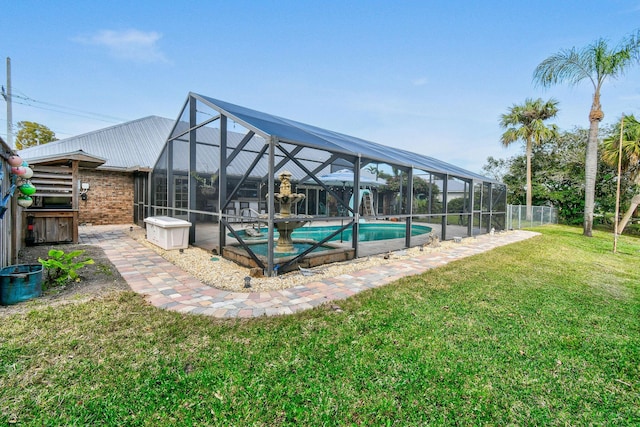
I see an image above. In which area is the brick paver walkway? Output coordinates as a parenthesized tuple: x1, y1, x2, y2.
(80, 225, 539, 318)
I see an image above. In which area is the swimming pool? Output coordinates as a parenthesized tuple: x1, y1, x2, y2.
(235, 222, 432, 242)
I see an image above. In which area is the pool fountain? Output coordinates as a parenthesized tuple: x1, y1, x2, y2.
(270, 171, 310, 253)
(222, 170, 355, 273)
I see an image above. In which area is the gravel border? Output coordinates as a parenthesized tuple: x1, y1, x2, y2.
(127, 228, 456, 293)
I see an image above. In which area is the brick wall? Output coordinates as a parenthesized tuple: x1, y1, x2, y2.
(78, 169, 134, 225)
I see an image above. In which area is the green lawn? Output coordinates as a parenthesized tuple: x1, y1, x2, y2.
(1, 225, 639, 426)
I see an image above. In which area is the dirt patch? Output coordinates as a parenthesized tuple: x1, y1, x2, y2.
(0, 244, 130, 316)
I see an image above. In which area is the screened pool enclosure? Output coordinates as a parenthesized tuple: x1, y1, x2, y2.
(146, 93, 506, 276)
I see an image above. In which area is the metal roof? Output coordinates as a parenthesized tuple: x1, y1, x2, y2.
(193, 93, 499, 183)
(19, 116, 174, 171)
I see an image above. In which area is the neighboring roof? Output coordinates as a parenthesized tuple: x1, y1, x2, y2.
(19, 116, 174, 171)
(301, 169, 386, 187)
(193, 93, 499, 183)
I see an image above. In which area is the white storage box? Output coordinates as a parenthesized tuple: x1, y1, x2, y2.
(144, 216, 192, 250)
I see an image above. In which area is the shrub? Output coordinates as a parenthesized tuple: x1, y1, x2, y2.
(38, 249, 94, 288)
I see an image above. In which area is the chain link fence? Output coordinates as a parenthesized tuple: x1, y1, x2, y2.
(506, 205, 558, 230)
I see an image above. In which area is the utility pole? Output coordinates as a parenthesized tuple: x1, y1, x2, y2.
(613, 114, 624, 254)
(2, 57, 13, 149)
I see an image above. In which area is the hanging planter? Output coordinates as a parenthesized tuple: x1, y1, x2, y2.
(200, 186, 216, 196)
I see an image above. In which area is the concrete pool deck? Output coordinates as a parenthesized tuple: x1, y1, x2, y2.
(80, 225, 539, 318)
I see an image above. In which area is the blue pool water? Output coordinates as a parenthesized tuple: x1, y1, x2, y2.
(234, 223, 432, 243)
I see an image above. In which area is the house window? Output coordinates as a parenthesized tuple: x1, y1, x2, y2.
(174, 177, 189, 209)
(154, 176, 167, 208)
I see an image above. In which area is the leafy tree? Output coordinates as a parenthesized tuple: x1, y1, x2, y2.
(602, 115, 640, 233)
(481, 156, 509, 182)
(491, 126, 630, 226)
(383, 174, 437, 194)
(447, 197, 466, 213)
(533, 30, 640, 236)
(381, 173, 442, 214)
(15, 121, 58, 149)
(539, 129, 589, 224)
(500, 98, 559, 219)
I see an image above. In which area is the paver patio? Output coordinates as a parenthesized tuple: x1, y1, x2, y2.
(80, 225, 539, 318)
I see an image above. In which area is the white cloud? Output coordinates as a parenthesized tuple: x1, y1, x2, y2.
(74, 29, 169, 63)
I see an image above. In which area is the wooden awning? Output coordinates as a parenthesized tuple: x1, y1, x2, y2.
(25, 150, 106, 169)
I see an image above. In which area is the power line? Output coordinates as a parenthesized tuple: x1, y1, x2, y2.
(1, 116, 82, 137)
(11, 87, 129, 121)
(11, 97, 125, 124)
(8, 89, 128, 123)
(1, 88, 131, 139)
(0, 117, 76, 138)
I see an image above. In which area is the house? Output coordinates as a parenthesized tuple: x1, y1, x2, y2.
(16, 93, 507, 266)
(19, 116, 174, 230)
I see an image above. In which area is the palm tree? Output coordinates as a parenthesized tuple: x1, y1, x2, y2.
(500, 98, 559, 219)
(602, 115, 640, 234)
(533, 30, 640, 236)
(365, 164, 380, 180)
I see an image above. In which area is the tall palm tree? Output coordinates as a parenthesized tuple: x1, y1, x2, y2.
(602, 115, 640, 234)
(533, 30, 640, 236)
(500, 98, 559, 219)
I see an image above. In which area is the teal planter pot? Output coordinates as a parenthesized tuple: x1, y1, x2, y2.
(0, 264, 44, 305)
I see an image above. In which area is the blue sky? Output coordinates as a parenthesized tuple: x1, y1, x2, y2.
(2, 1, 640, 174)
